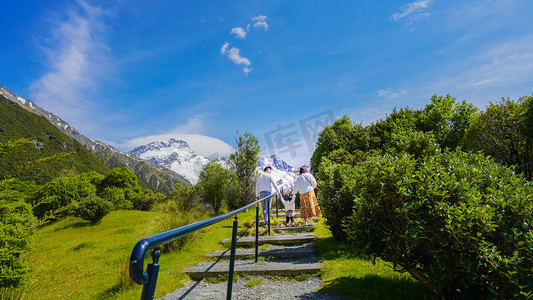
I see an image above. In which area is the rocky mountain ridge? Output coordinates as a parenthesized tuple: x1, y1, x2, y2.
(0, 84, 189, 193)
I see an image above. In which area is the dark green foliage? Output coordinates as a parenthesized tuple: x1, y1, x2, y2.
(132, 190, 165, 211)
(315, 159, 359, 241)
(0, 179, 37, 288)
(311, 117, 372, 172)
(465, 97, 533, 180)
(228, 131, 260, 207)
(168, 183, 200, 211)
(32, 174, 97, 219)
(418, 94, 478, 149)
(0, 97, 109, 183)
(198, 162, 230, 214)
(99, 167, 141, 209)
(73, 195, 114, 223)
(343, 150, 533, 298)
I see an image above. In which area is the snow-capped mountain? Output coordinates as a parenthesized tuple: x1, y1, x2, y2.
(129, 138, 298, 192)
(257, 155, 298, 194)
(129, 139, 209, 184)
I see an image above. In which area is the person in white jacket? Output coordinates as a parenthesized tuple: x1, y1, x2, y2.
(292, 166, 321, 226)
(255, 166, 282, 226)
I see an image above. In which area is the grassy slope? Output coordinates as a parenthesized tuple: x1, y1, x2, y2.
(0, 97, 110, 183)
(314, 219, 433, 299)
(22, 209, 256, 299)
(23, 210, 432, 299)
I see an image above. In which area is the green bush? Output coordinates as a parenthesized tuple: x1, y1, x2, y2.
(343, 150, 533, 298)
(315, 159, 360, 241)
(73, 195, 114, 223)
(0, 180, 37, 288)
(32, 174, 97, 219)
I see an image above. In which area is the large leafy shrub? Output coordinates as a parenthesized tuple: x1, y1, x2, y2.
(32, 174, 97, 219)
(0, 179, 37, 288)
(72, 195, 114, 223)
(344, 150, 533, 298)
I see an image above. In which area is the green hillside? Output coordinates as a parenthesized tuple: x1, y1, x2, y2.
(0, 96, 110, 183)
(21, 210, 240, 299)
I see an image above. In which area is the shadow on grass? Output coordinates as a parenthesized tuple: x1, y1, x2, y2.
(53, 220, 93, 231)
(314, 236, 435, 300)
(319, 275, 432, 300)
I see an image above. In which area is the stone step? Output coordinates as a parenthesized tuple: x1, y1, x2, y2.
(221, 233, 315, 247)
(206, 244, 316, 260)
(183, 258, 321, 280)
(255, 216, 316, 224)
(272, 225, 314, 232)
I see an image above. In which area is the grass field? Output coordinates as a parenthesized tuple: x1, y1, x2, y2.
(20, 209, 433, 299)
(21, 209, 257, 299)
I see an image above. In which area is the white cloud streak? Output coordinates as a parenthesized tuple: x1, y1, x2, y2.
(29, 0, 109, 124)
(227, 47, 251, 66)
(220, 42, 252, 75)
(376, 88, 408, 100)
(252, 15, 268, 30)
(220, 42, 229, 54)
(391, 0, 432, 24)
(231, 27, 247, 39)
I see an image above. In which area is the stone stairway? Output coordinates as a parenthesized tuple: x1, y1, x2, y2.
(183, 223, 321, 280)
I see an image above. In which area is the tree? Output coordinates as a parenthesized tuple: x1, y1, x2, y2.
(464, 97, 532, 180)
(0, 178, 37, 288)
(228, 132, 260, 208)
(168, 183, 199, 211)
(198, 162, 230, 214)
(0, 139, 37, 288)
(99, 167, 141, 209)
(418, 94, 478, 149)
(32, 174, 97, 219)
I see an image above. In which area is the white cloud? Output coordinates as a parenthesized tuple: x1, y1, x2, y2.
(252, 15, 268, 30)
(29, 0, 109, 124)
(243, 67, 253, 76)
(231, 27, 247, 39)
(220, 42, 229, 54)
(221, 43, 252, 75)
(391, 0, 432, 24)
(376, 88, 408, 100)
(227, 47, 251, 66)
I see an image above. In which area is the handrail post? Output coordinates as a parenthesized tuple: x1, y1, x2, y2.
(276, 192, 279, 219)
(267, 196, 271, 235)
(141, 248, 161, 300)
(227, 215, 239, 300)
(255, 204, 259, 263)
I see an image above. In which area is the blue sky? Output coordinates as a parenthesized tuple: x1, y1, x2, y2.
(1, 0, 533, 167)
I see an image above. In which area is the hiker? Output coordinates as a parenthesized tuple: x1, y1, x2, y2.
(281, 195, 296, 227)
(292, 166, 321, 226)
(255, 166, 283, 227)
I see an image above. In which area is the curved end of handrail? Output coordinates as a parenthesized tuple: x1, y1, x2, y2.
(129, 239, 150, 285)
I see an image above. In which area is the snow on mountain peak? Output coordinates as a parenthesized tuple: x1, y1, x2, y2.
(129, 138, 208, 184)
(129, 139, 298, 192)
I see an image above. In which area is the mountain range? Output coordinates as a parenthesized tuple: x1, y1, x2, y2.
(0, 84, 189, 193)
(129, 138, 298, 192)
(1, 83, 298, 193)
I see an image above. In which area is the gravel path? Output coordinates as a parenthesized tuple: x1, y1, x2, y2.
(159, 275, 339, 300)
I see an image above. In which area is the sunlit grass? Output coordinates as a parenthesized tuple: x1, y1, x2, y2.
(22, 209, 257, 299)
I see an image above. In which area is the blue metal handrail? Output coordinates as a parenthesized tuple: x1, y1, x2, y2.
(129, 192, 276, 299)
